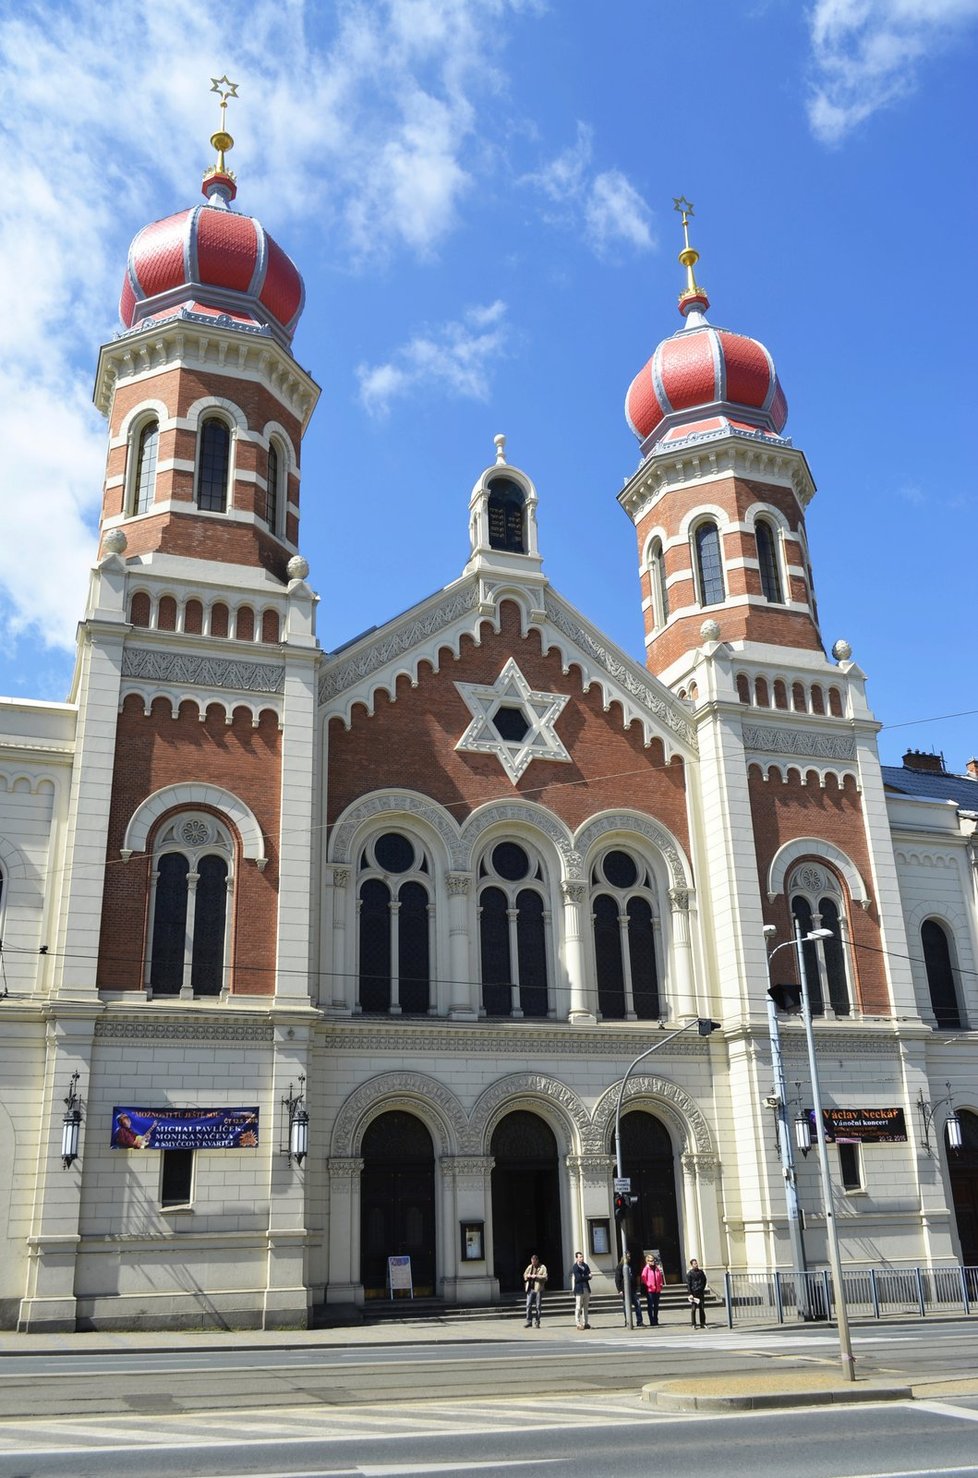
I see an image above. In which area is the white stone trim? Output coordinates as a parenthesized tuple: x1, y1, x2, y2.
(767, 837, 870, 906)
(121, 783, 265, 860)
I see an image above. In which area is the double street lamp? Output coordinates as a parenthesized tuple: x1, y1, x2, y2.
(767, 920, 855, 1382)
(614, 1016, 720, 1329)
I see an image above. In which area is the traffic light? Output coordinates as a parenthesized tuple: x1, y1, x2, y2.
(614, 1192, 639, 1222)
(768, 982, 802, 1013)
(697, 1018, 721, 1036)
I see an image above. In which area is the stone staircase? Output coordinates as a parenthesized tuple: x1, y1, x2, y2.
(343, 1285, 717, 1327)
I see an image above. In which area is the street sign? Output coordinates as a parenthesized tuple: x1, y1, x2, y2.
(613, 1177, 631, 1192)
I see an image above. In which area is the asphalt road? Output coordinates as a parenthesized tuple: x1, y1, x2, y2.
(1, 1393, 978, 1478)
(1, 1321, 977, 1477)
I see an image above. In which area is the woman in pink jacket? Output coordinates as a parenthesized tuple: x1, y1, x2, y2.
(640, 1254, 665, 1325)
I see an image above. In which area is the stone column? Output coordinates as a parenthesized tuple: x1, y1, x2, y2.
(668, 886, 696, 1019)
(438, 1155, 495, 1303)
(325, 1157, 364, 1306)
(446, 874, 476, 1019)
(326, 867, 351, 1013)
(681, 1151, 724, 1273)
(562, 881, 594, 1024)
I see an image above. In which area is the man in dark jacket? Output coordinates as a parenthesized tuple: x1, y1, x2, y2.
(686, 1257, 708, 1329)
(569, 1251, 592, 1329)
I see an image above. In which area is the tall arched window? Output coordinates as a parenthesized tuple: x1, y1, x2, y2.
(755, 518, 784, 603)
(921, 920, 963, 1029)
(196, 417, 231, 512)
(486, 477, 526, 553)
(478, 841, 549, 1018)
(789, 863, 852, 1016)
(132, 419, 159, 515)
(148, 814, 232, 997)
(265, 440, 281, 532)
(357, 831, 431, 1014)
(647, 539, 670, 629)
(591, 848, 661, 1021)
(693, 520, 724, 606)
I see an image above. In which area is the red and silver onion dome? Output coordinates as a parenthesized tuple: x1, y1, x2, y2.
(119, 88, 304, 347)
(625, 201, 787, 452)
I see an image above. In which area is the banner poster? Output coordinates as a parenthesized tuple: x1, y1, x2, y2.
(111, 1107, 259, 1150)
(808, 1107, 907, 1144)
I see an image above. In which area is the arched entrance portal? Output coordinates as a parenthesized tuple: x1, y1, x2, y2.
(360, 1111, 436, 1298)
(611, 1110, 682, 1282)
(949, 1109, 978, 1267)
(491, 1111, 562, 1293)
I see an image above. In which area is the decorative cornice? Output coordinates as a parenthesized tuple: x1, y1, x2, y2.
(94, 1015, 273, 1043)
(319, 585, 481, 707)
(619, 435, 816, 525)
(743, 722, 856, 762)
(316, 1021, 717, 1058)
(542, 592, 696, 751)
(123, 646, 285, 695)
(95, 317, 319, 426)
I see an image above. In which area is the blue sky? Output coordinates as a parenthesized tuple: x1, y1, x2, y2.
(0, 0, 975, 769)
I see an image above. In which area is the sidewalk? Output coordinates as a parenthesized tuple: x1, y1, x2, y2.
(2, 1311, 977, 1413)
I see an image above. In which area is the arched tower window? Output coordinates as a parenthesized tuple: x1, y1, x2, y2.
(357, 831, 431, 1015)
(789, 863, 852, 1016)
(265, 440, 282, 533)
(921, 920, 963, 1030)
(196, 417, 231, 513)
(591, 848, 661, 1021)
(487, 477, 526, 553)
(478, 841, 549, 1018)
(755, 518, 784, 603)
(647, 539, 670, 629)
(132, 419, 159, 515)
(147, 813, 233, 997)
(693, 520, 724, 606)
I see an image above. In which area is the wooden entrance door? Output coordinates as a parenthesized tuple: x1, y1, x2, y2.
(360, 1111, 436, 1297)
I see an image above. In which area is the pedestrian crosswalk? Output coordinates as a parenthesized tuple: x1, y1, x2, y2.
(0, 1393, 657, 1456)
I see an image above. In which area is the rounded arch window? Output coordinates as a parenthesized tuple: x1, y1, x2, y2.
(196, 416, 231, 513)
(921, 919, 963, 1030)
(148, 812, 233, 998)
(693, 520, 724, 607)
(131, 418, 159, 515)
(487, 476, 526, 554)
(590, 847, 661, 1021)
(789, 863, 851, 1016)
(646, 538, 670, 630)
(478, 839, 549, 1019)
(265, 438, 285, 533)
(755, 517, 784, 603)
(357, 830, 431, 1015)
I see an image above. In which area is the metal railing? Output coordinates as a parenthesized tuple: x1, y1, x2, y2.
(723, 1265, 978, 1326)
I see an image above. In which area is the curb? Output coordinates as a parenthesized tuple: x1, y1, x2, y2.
(644, 1380, 913, 1412)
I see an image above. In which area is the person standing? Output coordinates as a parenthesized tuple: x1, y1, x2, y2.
(640, 1253, 665, 1326)
(614, 1251, 644, 1326)
(686, 1257, 708, 1329)
(569, 1251, 592, 1329)
(522, 1253, 548, 1328)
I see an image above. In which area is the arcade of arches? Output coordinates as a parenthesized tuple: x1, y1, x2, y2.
(356, 1104, 684, 1298)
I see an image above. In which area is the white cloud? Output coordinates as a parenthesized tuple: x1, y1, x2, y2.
(357, 300, 509, 415)
(0, 0, 537, 651)
(807, 0, 978, 143)
(523, 123, 654, 258)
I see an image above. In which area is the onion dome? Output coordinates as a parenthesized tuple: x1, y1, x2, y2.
(625, 198, 787, 452)
(119, 78, 304, 348)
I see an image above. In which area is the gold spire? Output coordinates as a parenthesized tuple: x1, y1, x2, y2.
(672, 195, 709, 315)
(208, 75, 238, 176)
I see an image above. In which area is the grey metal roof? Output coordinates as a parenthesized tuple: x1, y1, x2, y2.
(882, 764, 978, 810)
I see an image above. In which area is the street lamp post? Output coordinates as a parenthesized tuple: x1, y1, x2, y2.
(763, 973, 807, 1279)
(614, 1017, 720, 1329)
(769, 920, 855, 1382)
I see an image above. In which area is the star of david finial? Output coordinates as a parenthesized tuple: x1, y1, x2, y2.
(672, 195, 708, 316)
(210, 75, 239, 105)
(204, 76, 239, 199)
